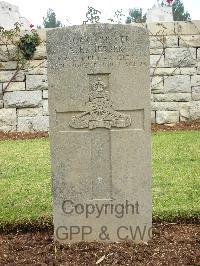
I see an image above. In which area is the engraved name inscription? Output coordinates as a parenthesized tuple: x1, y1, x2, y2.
(50, 34, 147, 69)
(69, 78, 131, 130)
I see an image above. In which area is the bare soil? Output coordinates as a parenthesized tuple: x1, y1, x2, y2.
(0, 223, 199, 265)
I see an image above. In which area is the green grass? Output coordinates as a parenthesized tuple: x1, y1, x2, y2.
(0, 131, 199, 228)
(153, 131, 200, 220)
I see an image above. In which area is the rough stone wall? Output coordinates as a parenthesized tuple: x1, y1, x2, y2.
(0, 22, 200, 132)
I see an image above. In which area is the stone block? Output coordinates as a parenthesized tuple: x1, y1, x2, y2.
(180, 105, 190, 121)
(151, 76, 163, 93)
(17, 107, 43, 117)
(43, 100, 49, 115)
(164, 75, 191, 93)
(192, 87, 200, 101)
(33, 45, 47, 60)
(165, 48, 196, 67)
(197, 62, 200, 74)
(36, 29, 48, 42)
(17, 115, 49, 132)
(149, 36, 164, 49)
(0, 100, 3, 108)
(179, 67, 196, 75)
(191, 75, 200, 87)
(153, 93, 191, 102)
(0, 45, 17, 62)
(0, 108, 16, 131)
(150, 48, 164, 55)
(150, 67, 180, 76)
(43, 90, 48, 99)
(175, 21, 200, 35)
(26, 67, 47, 75)
(147, 22, 175, 35)
(26, 75, 47, 90)
(197, 49, 200, 60)
(164, 36, 178, 47)
(0, 70, 25, 82)
(4, 91, 42, 108)
(190, 101, 200, 120)
(0, 61, 17, 70)
(156, 111, 179, 124)
(28, 60, 47, 68)
(150, 54, 165, 67)
(3, 82, 25, 92)
(179, 35, 200, 47)
(0, 83, 2, 99)
(152, 101, 189, 111)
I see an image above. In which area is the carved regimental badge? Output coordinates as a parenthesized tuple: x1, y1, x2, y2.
(69, 78, 131, 129)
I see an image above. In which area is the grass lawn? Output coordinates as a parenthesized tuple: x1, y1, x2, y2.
(0, 131, 199, 228)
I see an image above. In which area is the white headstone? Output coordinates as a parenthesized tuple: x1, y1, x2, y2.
(0, 1, 31, 30)
(47, 24, 152, 243)
(146, 4, 173, 23)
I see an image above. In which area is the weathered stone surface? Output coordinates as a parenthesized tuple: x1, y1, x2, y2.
(4, 91, 42, 108)
(47, 24, 151, 243)
(179, 67, 196, 75)
(175, 21, 200, 35)
(179, 35, 200, 47)
(180, 105, 190, 121)
(149, 36, 164, 49)
(152, 101, 189, 111)
(33, 45, 47, 59)
(165, 48, 196, 67)
(0, 100, 3, 108)
(150, 67, 180, 76)
(153, 93, 191, 102)
(0, 83, 2, 99)
(0, 108, 16, 131)
(17, 115, 49, 132)
(3, 82, 25, 92)
(150, 54, 164, 67)
(0, 70, 25, 82)
(164, 75, 191, 93)
(192, 87, 200, 101)
(190, 101, 200, 120)
(147, 22, 175, 35)
(26, 67, 47, 75)
(17, 107, 43, 117)
(156, 111, 179, 124)
(197, 49, 200, 60)
(28, 60, 47, 68)
(151, 76, 163, 93)
(191, 75, 200, 87)
(43, 90, 48, 99)
(43, 100, 48, 115)
(150, 48, 163, 55)
(36, 29, 47, 42)
(164, 36, 178, 47)
(0, 61, 17, 70)
(26, 75, 47, 90)
(197, 62, 200, 74)
(0, 45, 17, 61)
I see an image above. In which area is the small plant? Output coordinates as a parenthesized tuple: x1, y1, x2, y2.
(18, 31, 40, 60)
(0, 23, 41, 90)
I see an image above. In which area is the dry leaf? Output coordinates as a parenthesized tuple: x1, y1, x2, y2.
(96, 255, 106, 264)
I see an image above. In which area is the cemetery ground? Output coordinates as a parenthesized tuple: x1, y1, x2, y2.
(0, 127, 199, 265)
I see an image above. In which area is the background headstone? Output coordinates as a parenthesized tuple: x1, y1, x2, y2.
(47, 24, 152, 243)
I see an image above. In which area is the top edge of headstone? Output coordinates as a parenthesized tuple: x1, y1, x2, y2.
(46, 23, 148, 40)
